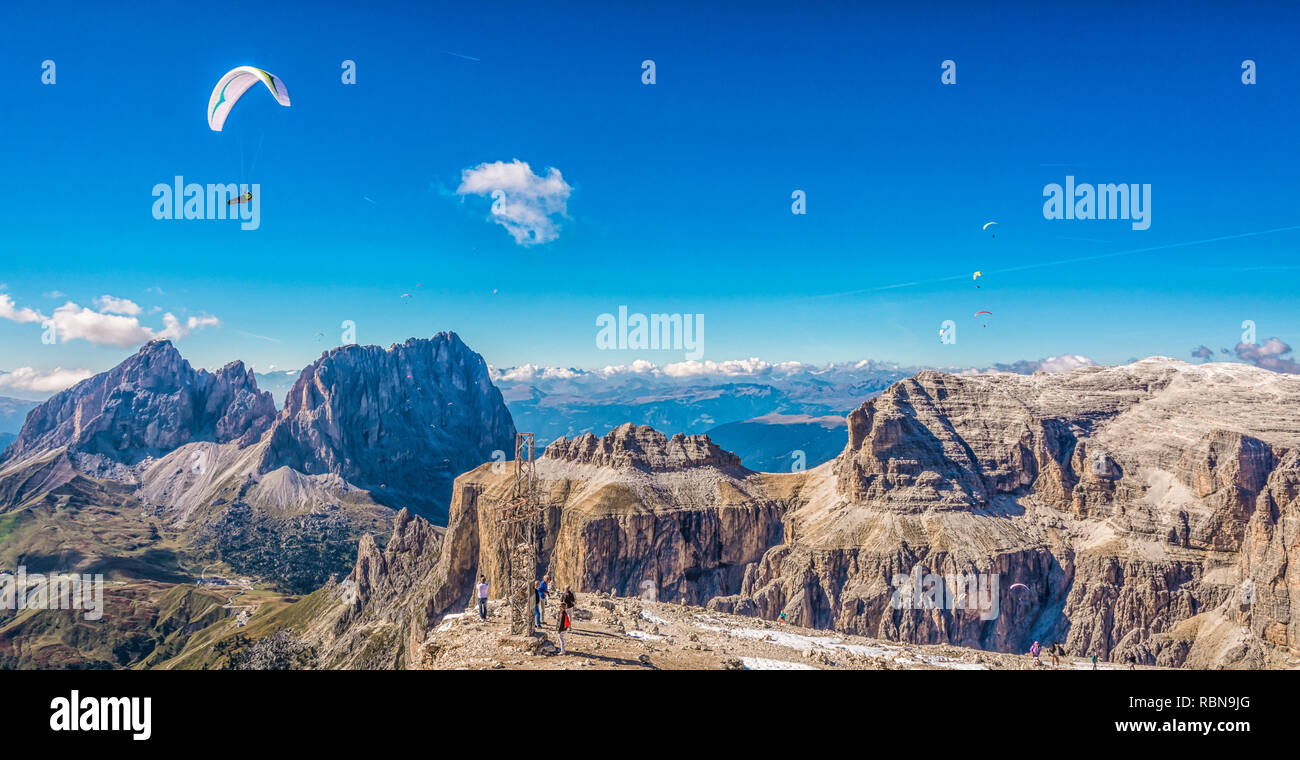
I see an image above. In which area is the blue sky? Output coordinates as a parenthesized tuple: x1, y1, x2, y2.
(2, 0, 1298, 392)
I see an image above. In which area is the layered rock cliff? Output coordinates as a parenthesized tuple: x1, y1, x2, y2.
(383, 359, 1300, 669)
(712, 359, 1300, 667)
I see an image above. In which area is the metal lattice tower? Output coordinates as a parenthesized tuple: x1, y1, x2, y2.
(494, 433, 542, 635)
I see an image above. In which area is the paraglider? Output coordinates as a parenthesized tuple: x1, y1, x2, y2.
(973, 271, 982, 288)
(983, 221, 998, 238)
(207, 66, 291, 132)
(974, 310, 992, 328)
(1009, 583, 1029, 593)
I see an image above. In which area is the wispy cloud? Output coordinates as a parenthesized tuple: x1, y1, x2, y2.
(810, 224, 1300, 300)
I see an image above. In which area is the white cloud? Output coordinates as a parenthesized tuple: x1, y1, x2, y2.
(50, 302, 154, 347)
(0, 366, 94, 394)
(1038, 354, 1094, 373)
(662, 358, 779, 377)
(0, 293, 221, 348)
(157, 313, 220, 342)
(94, 295, 142, 316)
(0, 294, 46, 324)
(456, 159, 571, 245)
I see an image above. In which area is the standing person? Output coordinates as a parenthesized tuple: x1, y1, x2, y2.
(1090, 654, 1099, 670)
(561, 586, 575, 610)
(555, 593, 571, 655)
(476, 575, 490, 620)
(531, 580, 542, 628)
(1048, 642, 1060, 667)
(1029, 640, 1041, 663)
(538, 575, 550, 627)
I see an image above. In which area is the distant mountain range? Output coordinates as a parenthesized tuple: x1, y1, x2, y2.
(705, 413, 846, 473)
(0, 397, 38, 435)
(487, 355, 1096, 470)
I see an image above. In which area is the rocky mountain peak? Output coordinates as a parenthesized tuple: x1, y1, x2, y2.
(1, 340, 276, 465)
(542, 423, 743, 471)
(257, 332, 516, 521)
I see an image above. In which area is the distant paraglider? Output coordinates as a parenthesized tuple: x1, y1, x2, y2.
(207, 66, 291, 131)
(983, 221, 998, 238)
(973, 270, 982, 288)
(974, 310, 992, 327)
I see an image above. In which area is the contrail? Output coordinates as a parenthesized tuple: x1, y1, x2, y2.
(442, 51, 481, 62)
(232, 329, 281, 343)
(809, 224, 1300, 300)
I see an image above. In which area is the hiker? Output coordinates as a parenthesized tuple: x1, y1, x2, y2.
(476, 575, 490, 620)
(1125, 652, 1136, 670)
(555, 592, 572, 655)
(531, 580, 542, 628)
(1048, 642, 1060, 667)
(1090, 654, 1099, 670)
(538, 574, 550, 625)
(1029, 640, 1041, 662)
(561, 586, 575, 610)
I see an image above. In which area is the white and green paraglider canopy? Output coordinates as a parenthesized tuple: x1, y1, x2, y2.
(207, 66, 290, 131)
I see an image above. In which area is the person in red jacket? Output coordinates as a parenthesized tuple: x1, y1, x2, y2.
(555, 597, 571, 655)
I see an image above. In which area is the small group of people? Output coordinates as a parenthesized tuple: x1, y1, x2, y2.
(475, 573, 576, 654)
(532, 575, 576, 653)
(1028, 640, 1068, 667)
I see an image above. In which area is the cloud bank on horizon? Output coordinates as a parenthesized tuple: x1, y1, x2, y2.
(489, 354, 1098, 385)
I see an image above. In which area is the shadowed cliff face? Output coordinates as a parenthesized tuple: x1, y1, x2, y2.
(1, 340, 275, 466)
(256, 332, 516, 522)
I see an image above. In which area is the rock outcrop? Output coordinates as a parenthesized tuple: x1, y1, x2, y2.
(305, 508, 445, 669)
(406, 426, 789, 637)
(1, 340, 275, 465)
(257, 333, 516, 521)
(543, 423, 743, 470)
